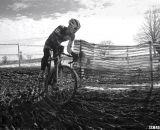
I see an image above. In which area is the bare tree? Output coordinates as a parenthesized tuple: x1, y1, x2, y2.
(27, 55, 32, 63)
(2, 56, 8, 64)
(135, 8, 160, 44)
(27, 55, 32, 60)
(99, 40, 114, 55)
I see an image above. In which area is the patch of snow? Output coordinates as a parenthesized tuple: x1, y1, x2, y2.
(85, 86, 104, 91)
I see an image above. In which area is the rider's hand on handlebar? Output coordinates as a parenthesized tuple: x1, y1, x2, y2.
(58, 45, 64, 54)
(71, 52, 79, 62)
(71, 51, 84, 62)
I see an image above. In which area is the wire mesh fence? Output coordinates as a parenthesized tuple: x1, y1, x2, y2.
(0, 44, 43, 67)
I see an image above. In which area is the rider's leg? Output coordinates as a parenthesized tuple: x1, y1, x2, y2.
(39, 48, 50, 79)
(48, 49, 59, 91)
(52, 45, 64, 83)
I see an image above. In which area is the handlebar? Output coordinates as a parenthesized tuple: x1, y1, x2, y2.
(50, 52, 74, 64)
(61, 53, 75, 64)
(49, 50, 79, 65)
(61, 52, 72, 57)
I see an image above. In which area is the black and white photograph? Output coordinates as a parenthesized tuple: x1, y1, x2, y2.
(0, 0, 160, 129)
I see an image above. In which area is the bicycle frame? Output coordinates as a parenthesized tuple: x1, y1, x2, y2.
(48, 50, 73, 83)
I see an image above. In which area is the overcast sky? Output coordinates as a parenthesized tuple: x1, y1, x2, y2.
(0, 0, 160, 46)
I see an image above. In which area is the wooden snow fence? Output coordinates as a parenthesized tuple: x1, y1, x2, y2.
(73, 40, 160, 86)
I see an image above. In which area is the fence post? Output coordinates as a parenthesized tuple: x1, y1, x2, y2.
(145, 41, 154, 108)
(149, 41, 153, 91)
(126, 47, 129, 68)
(18, 43, 21, 67)
(79, 40, 82, 87)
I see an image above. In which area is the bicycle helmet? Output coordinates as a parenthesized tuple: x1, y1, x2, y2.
(69, 18, 81, 30)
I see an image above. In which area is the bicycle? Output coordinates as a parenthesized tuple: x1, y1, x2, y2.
(39, 48, 79, 105)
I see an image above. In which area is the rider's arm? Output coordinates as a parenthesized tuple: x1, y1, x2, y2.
(67, 38, 79, 62)
(67, 38, 73, 54)
(67, 34, 75, 54)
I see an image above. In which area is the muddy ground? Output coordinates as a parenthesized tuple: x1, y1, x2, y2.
(0, 67, 160, 130)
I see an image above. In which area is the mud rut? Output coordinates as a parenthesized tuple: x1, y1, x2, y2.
(0, 68, 160, 130)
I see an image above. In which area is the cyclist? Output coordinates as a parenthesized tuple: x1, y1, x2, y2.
(39, 18, 81, 79)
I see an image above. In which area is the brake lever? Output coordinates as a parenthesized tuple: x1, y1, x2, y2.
(68, 60, 74, 64)
(68, 55, 80, 64)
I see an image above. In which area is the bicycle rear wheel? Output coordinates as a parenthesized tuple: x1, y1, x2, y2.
(46, 65, 78, 105)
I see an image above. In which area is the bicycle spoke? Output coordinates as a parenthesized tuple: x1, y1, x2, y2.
(46, 65, 78, 105)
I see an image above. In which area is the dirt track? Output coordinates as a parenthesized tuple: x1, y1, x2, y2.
(0, 68, 160, 130)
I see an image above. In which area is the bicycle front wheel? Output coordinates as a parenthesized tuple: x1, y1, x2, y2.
(46, 65, 78, 105)
(31, 62, 51, 101)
